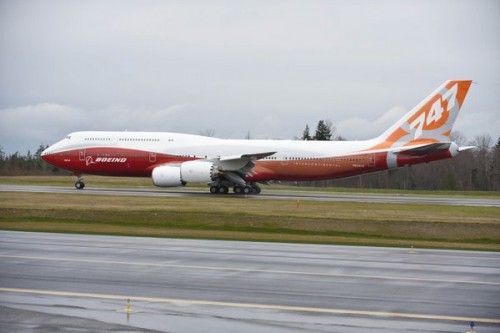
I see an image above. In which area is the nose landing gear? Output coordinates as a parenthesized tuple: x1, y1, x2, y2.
(74, 174, 85, 189)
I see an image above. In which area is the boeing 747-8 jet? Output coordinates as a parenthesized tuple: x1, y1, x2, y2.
(42, 80, 473, 194)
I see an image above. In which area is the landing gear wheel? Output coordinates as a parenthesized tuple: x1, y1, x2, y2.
(75, 180, 85, 190)
(219, 186, 229, 194)
(243, 186, 253, 195)
(252, 185, 261, 194)
(210, 186, 220, 194)
(233, 185, 243, 194)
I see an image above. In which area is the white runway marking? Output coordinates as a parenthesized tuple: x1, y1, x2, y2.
(2, 287, 500, 324)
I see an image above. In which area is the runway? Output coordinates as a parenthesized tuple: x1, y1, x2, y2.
(1, 184, 499, 207)
(1, 231, 499, 332)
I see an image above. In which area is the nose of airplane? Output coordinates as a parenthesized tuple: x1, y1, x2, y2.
(40, 147, 52, 163)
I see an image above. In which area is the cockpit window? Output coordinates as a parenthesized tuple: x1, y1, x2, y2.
(66, 135, 71, 139)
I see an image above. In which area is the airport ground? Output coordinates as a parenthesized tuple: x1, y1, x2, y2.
(1, 176, 500, 251)
(2, 175, 500, 197)
(1, 231, 499, 333)
(1, 177, 499, 332)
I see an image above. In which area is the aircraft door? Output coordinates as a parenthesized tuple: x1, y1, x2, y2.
(149, 152, 157, 163)
(79, 149, 86, 161)
(369, 154, 375, 167)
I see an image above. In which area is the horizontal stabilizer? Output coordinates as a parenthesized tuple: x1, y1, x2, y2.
(458, 146, 476, 152)
(395, 142, 451, 156)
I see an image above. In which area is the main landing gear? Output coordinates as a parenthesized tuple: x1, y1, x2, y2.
(210, 185, 229, 194)
(209, 184, 261, 195)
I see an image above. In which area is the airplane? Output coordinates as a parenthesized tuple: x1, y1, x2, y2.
(41, 80, 473, 194)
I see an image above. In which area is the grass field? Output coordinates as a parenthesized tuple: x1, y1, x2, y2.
(1, 176, 499, 251)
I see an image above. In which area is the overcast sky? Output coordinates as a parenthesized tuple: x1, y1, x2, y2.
(1, 0, 499, 155)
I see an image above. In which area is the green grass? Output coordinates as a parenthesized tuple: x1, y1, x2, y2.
(1, 191, 499, 251)
(0, 175, 154, 188)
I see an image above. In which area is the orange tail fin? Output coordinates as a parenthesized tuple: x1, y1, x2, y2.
(373, 80, 472, 150)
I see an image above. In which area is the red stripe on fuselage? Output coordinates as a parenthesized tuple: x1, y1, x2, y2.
(249, 149, 453, 182)
(42, 147, 454, 182)
(42, 147, 196, 177)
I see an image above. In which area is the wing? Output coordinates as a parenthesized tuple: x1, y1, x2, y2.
(212, 152, 276, 185)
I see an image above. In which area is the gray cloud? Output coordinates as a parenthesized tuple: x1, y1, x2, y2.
(1, 0, 499, 154)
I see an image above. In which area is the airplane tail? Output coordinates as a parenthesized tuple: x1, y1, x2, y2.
(371, 80, 472, 150)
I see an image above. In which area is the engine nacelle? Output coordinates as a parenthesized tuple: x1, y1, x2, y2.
(152, 165, 184, 187)
(152, 161, 218, 187)
(180, 160, 218, 183)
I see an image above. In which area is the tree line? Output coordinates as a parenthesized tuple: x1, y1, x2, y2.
(300, 120, 345, 141)
(298, 120, 500, 191)
(0, 144, 64, 175)
(1, 126, 499, 191)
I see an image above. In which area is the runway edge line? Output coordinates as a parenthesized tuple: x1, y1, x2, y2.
(1, 287, 499, 324)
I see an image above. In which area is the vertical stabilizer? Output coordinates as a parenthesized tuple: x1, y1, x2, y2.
(372, 80, 472, 150)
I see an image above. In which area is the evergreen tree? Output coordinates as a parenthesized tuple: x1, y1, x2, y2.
(34, 144, 46, 159)
(492, 137, 500, 190)
(0, 146, 4, 170)
(301, 125, 312, 140)
(313, 120, 332, 141)
(34, 144, 48, 171)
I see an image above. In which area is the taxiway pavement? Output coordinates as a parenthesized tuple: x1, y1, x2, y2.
(1, 231, 499, 332)
(1, 184, 499, 207)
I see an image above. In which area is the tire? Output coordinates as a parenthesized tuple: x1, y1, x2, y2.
(243, 186, 253, 195)
(233, 186, 243, 194)
(210, 186, 219, 194)
(75, 181, 85, 190)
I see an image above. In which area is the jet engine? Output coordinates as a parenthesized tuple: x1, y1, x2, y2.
(152, 165, 184, 187)
(152, 161, 219, 187)
(180, 160, 219, 183)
